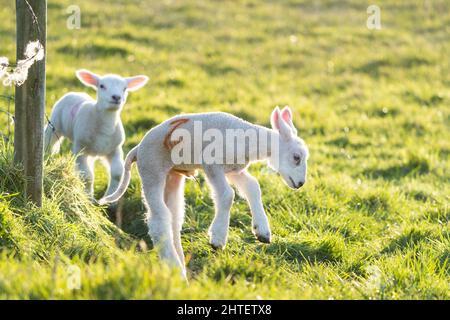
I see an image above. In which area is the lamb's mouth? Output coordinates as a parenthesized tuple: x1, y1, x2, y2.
(288, 176, 296, 188)
(107, 102, 122, 110)
(288, 176, 303, 189)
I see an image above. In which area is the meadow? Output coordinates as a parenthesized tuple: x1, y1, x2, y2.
(0, 0, 449, 299)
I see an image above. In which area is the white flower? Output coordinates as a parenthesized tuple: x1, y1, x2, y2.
(24, 40, 44, 61)
(0, 57, 8, 67)
(0, 40, 44, 87)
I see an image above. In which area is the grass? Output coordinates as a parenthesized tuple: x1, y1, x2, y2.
(0, 0, 449, 299)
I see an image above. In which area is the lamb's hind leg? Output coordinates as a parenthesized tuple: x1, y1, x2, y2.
(164, 171, 186, 275)
(141, 171, 185, 277)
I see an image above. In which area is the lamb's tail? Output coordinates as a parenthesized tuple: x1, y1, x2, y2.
(98, 145, 139, 205)
(44, 119, 63, 155)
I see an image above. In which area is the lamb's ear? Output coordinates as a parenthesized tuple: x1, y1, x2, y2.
(126, 75, 149, 92)
(270, 106, 281, 130)
(271, 106, 293, 140)
(281, 106, 297, 135)
(76, 69, 99, 89)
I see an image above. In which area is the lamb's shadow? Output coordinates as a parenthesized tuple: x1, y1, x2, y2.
(105, 196, 153, 248)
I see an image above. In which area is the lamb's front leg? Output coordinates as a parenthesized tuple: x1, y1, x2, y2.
(104, 148, 124, 199)
(73, 144, 94, 198)
(204, 166, 235, 249)
(227, 170, 271, 243)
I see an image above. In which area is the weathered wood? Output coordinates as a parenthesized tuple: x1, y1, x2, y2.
(14, 0, 47, 206)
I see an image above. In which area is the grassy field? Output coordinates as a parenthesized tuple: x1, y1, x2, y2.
(0, 0, 449, 299)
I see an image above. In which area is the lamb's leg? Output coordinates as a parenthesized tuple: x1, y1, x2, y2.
(204, 166, 235, 249)
(104, 148, 124, 199)
(227, 170, 271, 243)
(164, 172, 186, 275)
(142, 174, 185, 277)
(73, 144, 94, 198)
(44, 124, 64, 155)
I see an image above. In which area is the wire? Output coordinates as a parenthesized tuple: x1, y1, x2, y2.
(0, 1, 58, 154)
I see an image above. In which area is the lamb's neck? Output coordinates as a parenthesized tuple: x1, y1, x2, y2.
(94, 104, 121, 132)
(248, 124, 279, 163)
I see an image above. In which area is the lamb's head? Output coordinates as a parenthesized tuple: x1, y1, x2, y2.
(269, 106, 309, 190)
(76, 69, 148, 111)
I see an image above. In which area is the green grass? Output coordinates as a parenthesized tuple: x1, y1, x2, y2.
(0, 0, 449, 299)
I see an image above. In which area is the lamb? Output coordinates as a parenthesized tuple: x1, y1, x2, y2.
(44, 69, 148, 199)
(99, 106, 309, 278)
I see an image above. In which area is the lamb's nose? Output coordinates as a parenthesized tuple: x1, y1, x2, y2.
(112, 95, 121, 102)
(297, 181, 304, 189)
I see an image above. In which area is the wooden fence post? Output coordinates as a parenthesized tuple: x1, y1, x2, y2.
(14, 0, 47, 207)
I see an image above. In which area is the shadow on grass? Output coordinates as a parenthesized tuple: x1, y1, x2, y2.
(57, 43, 130, 58)
(124, 117, 158, 135)
(381, 228, 433, 254)
(326, 136, 367, 149)
(111, 32, 170, 50)
(264, 239, 343, 265)
(403, 91, 445, 108)
(363, 156, 430, 180)
(103, 191, 153, 248)
(355, 56, 430, 78)
(200, 62, 241, 76)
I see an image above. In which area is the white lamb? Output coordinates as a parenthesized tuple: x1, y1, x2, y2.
(44, 69, 148, 199)
(100, 106, 309, 278)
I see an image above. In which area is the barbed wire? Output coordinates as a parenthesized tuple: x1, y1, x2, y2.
(0, 94, 14, 147)
(23, 0, 42, 39)
(1, 0, 58, 154)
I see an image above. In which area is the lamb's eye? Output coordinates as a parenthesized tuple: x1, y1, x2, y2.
(100, 84, 106, 90)
(293, 154, 301, 164)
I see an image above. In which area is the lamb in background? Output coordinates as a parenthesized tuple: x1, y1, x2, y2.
(100, 106, 309, 278)
(44, 69, 148, 200)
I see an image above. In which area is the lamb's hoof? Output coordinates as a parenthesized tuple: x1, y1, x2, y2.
(253, 224, 271, 244)
(210, 240, 226, 250)
(256, 234, 271, 244)
(208, 228, 227, 250)
(209, 235, 227, 250)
